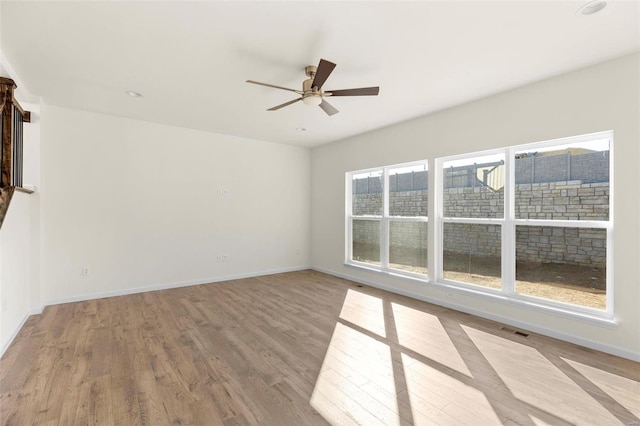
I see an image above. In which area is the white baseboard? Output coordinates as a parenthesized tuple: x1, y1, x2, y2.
(1, 266, 309, 358)
(45, 265, 310, 307)
(311, 266, 640, 362)
(0, 307, 43, 358)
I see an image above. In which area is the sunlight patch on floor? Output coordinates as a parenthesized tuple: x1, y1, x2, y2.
(392, 302, 472, 377)
(528, 414, 557, 425)
(310, 322, 400, 426)
(339, 289, 386, 338)
(563, 357, 640, 418)
(402, 352, 502, 425)
(462, 325, 623, 425)
(313, 289, 637, 425)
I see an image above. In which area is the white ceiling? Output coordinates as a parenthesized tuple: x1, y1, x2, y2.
(1, 1, 639, 148)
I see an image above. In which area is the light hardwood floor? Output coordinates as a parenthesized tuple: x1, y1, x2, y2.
(1, 270, 638, 425)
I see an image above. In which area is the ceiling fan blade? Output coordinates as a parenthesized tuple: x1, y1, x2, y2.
(325, 87, 380, 97)
(247, 80, 303, 94)
(311, 59, 336, 90)
(319, 99, 339, 116)
(267, 97, 302, 111)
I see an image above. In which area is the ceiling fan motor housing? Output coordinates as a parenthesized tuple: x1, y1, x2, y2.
(302, 74, 322, 106)
(302, 78, 317, 94)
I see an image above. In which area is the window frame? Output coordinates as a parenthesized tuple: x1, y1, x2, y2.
(436, 131, 613, 319)
(437, 148, 507, 294)
(346, 160, 429, 281)
(344, 131, 613, 322)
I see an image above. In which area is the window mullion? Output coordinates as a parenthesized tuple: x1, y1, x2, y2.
(512, 219, 609, 229)
(346, 173, 353, 264)
(433, 158, 442, 282)
(504, 148, 515, 295)
(381, 167, 390, 270)
(606, 135, 614, 316)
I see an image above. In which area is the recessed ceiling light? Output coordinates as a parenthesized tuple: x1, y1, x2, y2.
(126, 90, 143, 98)
(576, 0, 607, 16)
(296, 127, 307, 132)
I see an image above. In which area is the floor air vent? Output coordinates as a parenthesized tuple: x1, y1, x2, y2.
(501, 326, 529, 338)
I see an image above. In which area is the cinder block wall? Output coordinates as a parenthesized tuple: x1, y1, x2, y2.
(351, 152, 609, 267)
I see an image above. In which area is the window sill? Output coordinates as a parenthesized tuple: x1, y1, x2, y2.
(15, 186, 35, 195)
(344, 261, 429, 285)
(344, 262, 617, 328)
(435, 280, 617, 327)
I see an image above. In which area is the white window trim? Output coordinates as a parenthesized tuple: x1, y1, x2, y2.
(346, 160, 429, 280)
(344, 131, 613, 323)
(435, 130, 614, 320)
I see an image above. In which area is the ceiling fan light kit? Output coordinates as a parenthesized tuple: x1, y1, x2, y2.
(302, 95, 322, 106)
(246, 59, 380, 116)
(576, 0, 607, 16)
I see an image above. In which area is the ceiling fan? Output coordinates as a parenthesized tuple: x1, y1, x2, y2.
(246, 59, 379, 116)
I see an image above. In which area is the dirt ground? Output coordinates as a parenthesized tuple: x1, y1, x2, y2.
(355, 244, 606, 310)
(442, 254, 605, 310)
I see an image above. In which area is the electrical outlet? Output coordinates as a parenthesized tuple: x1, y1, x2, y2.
(81, 267, 90, 277)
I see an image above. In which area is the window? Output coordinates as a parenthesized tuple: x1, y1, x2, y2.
(441, 153, 505, 289)
(345, 131, 612, 319)
(512, 136, 610, 311)
(437, 131, 612, 315)
(347, 161, 428, 279)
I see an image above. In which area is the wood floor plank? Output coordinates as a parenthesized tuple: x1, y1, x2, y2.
(1, 270, 639, 425)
